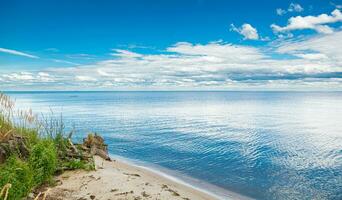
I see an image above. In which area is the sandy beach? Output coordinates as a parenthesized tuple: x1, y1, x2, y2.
(45, 156, 221, 200)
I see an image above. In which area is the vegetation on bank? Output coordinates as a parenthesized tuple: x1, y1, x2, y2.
(0, 93, 95, 200)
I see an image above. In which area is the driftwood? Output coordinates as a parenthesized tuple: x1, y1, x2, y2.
(67, 138, 78, 154)
(59, 133, 110, 167)
(83, 133, 111, 161)
(0, 132, 110, 166)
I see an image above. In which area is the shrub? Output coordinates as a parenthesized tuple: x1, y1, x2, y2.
(29, 139, 58, 185)
(62, 158, 95, 171)
(0, 156, 34, 200)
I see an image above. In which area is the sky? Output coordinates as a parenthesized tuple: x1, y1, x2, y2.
(0, 0, 341, 91)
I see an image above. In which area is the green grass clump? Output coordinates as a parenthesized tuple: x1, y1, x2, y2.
(0, 156, 34, 200)
(0, 93, 95, 199)
(29, 139, 58, 185)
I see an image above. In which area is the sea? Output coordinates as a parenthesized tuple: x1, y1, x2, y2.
(5, 91, 342, 200)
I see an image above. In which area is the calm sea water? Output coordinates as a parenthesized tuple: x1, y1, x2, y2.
(5, 91, 342, 200)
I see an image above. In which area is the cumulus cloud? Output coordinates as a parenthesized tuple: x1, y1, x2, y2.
(276, 3, 304, 16)
(230, 23, 259, 40)
(271, 9, 342, 34)
(2, 32, 341, 90)
(0, 47, 39, 58)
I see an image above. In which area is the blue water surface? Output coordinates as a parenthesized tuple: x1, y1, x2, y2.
(5, 91, 342, 200)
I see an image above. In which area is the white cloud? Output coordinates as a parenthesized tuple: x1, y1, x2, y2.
(75, 75, 97, 82)
(52, 59, 80, 65)
(38, 72, 50, 77)
(0, 48, 39, 58)
(2, 72, 52, 82)
(166, 41, 264, 61)
(276, 3, 304, 16)
(272, 9, 342, 34)
(110, 49, 142, 58)
(3, 72, 34, 81)
(230, 23, 259, 40)
(1, 33, 341, 90)
(294, 53, 328, 60)
(276, 30, 342, 63)
(288, 3, 304, 13)
(276, 8, 287, 16)
(66, 53, 96, 60)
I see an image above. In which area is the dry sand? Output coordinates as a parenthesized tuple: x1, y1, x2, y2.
(46, 156, 221, 200)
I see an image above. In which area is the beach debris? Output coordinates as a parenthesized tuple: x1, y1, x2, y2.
(68, 138, 79, 154)
(54, 133, 110, 171)
(33, 188, 50, 200)
(110, 188, 118, 192)
(161, 184, 168, 189)
(114, 191, 134, 196)
(123, 172, 141, 177)
(161, 184, 180, 196)
(82, 133, 111, 161)
(89, 194, 96, 200)
(141, 191, 150, 197)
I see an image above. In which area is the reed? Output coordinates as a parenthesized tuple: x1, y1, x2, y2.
(0, 92, 93, 200)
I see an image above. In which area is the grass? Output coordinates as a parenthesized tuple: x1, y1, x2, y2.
(0, 93, 93, 200)
(0, 156, 33, 200)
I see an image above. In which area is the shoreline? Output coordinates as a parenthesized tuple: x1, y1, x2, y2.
(110, 154, 253, 200)
(46, 156, 252, 200)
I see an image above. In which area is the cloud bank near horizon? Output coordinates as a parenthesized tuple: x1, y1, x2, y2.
(1, 30, 341, 90)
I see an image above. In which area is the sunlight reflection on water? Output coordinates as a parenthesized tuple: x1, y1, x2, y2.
(8, 91, 342, 200)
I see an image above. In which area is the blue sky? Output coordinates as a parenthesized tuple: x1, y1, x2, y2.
(0, 0, 341, 90)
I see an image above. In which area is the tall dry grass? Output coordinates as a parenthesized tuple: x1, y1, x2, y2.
(0, 93, 38, 142)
